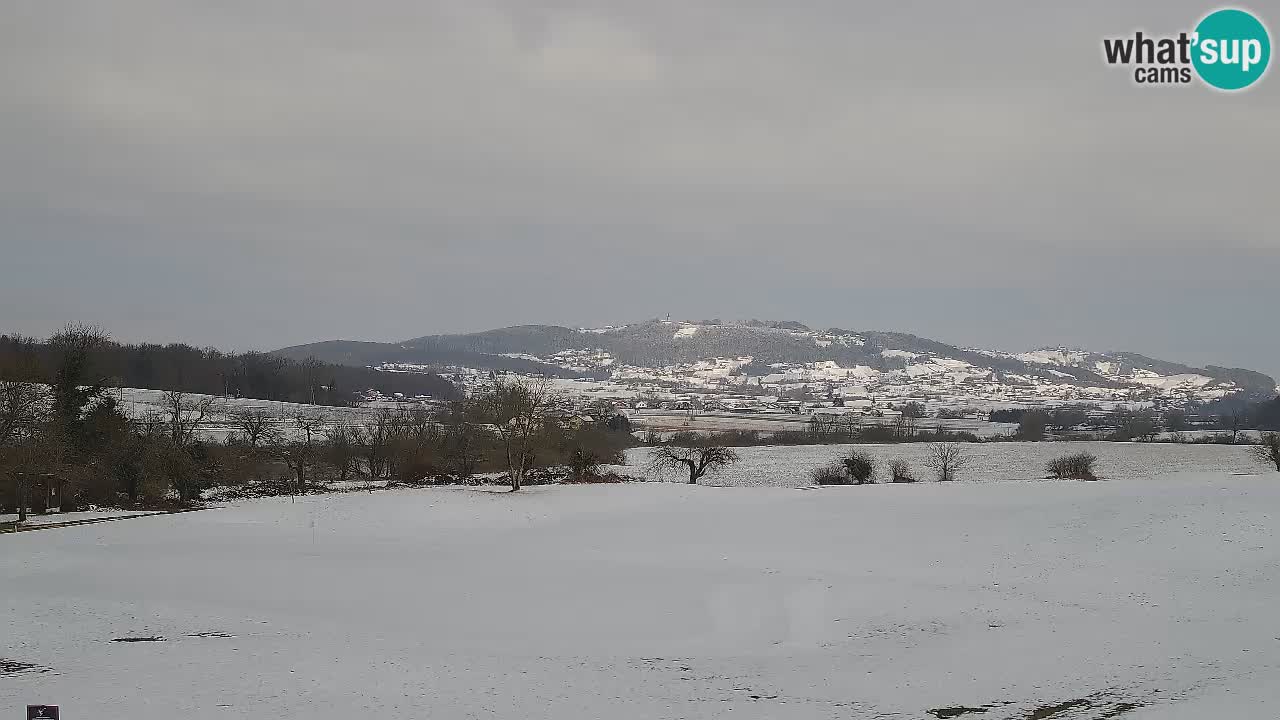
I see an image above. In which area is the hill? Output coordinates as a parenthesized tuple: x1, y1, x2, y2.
(273, 319, 1277, 408)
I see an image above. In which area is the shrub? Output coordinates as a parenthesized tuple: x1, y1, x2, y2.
(841, 450, 876, 484)
(1046, 452, 1098, 480)
(810, 462, 851, 485)
(889, 459, 917, 483)
(566, 447, 603, 483)
(563, 470, 631, 484)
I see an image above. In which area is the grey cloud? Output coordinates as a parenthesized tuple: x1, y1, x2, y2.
(1, 1, 1277, 377)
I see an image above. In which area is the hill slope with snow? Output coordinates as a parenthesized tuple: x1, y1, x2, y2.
(275, 319, 1276, 408)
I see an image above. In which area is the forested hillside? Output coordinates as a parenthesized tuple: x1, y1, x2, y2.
(0, 330, 457, 405)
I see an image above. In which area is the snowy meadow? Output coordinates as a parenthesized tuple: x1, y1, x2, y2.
(626, 441, 1262, 486)
(4, 440, 1279, 719)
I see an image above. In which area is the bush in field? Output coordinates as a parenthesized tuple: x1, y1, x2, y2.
(811, 450, 877, 485)
(810, 462, 850, 485)
(565, 447, 603, 483)
(889, 459, 917, 483)
(1046, 452, 1098, 480)
(841, 450, 876, 484)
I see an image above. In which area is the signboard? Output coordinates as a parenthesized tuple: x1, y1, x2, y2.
(27, 707, 59, 720)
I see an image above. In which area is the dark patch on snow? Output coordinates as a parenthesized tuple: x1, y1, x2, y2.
(929, 707, 989, 718)
(1025, 697, 1090, 719)
(1022, 692, 1148, 719)
(1095, 702, 1147, 719)
(112, 636, 165, 643)
(931, 690, 1150, 720)
(0, 659, 50, 676)
(633, 657, 694, 674)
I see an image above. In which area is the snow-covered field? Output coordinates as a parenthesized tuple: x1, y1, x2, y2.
(630, 410, 1019, 438)
(110, 387, 433, 442)
(4, 461, 1279, 719)
(627, 441, 1262, 486)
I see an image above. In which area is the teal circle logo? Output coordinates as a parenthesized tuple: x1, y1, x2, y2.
(1192, 8, 1271, 90)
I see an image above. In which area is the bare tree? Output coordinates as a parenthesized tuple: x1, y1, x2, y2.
(1220, 409, 1246, 444)
(1253, 432, 1280, 472)
(440, 398, 487, 482)
(841, 413, 863, 438)
(161, 390, 216, 447)
(282, 412, 325, 492)
(301, 356, 323, 405)
(808, 413, 846, 441)
(397, 406, 438, 447)
(889, 459, 917, 483)
(228, 408, 278, 483)
(358, 408, 396, 480)
(649, 445, 738, 484)
(295, 411, 325, 443)
(137, 409, 166, 439)
(386, 407, 440, 484)
(232, 408, 278, 448)
(484, 377, 559, 491)
(891, 412, 918, 440)
(323, 424, 359, 484)
(924, 442, 971, 482)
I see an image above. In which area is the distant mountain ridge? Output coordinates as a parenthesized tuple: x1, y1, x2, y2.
(273, 319, 1277, 404)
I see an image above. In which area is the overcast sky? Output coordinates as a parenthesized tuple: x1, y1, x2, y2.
(2, 1, 1277, 378)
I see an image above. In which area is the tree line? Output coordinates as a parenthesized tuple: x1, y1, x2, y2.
(0, 328, 457, 406)
(996, 401, 1280, 442)
(1, 330, 633, 522)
